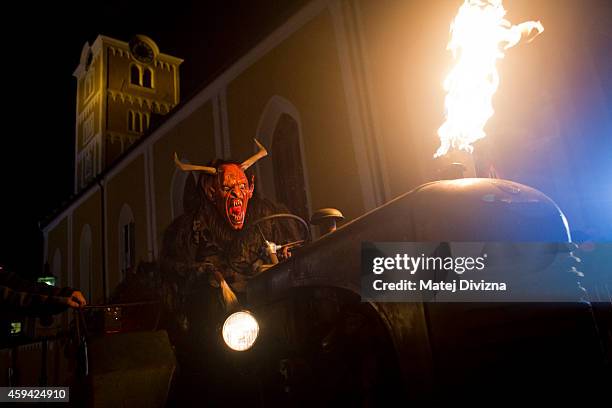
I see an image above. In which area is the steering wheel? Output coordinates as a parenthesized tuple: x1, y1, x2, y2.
(229, 213, 310, 274)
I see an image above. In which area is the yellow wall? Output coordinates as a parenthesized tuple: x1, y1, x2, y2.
(77, 54, 102, 115)
(356, 0, 454, 197)
(77, 100, 100, 151)
(152, 101, 216, 248)
(106, 136, 124, 168)
(226, 9, 365, 221)
(77, 56, 102, 152)
(46, 218, 68, 287)
(104, 47, 179, 165)
(107, 98, 134, 136)
(72, 190, 104, 304)
(105, 155, 148, 291)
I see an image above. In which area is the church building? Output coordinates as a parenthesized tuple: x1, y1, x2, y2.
(42, 0, 608, 312)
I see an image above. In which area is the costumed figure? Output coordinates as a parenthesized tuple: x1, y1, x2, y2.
(159, 139, 302, 400)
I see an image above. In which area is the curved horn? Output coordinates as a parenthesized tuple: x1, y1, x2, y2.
(241, 139, 268, 170)
(174, 153, 217, 174)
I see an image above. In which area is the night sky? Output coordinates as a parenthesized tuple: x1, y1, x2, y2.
(0, 0, 306, 278)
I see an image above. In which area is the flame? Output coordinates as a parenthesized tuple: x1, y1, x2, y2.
(434, 0, 543, 158)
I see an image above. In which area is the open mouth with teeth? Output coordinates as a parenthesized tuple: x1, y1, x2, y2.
(226, 198, 245, 228)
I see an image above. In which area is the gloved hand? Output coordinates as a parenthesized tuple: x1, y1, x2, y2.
(67, 291, 87, 308)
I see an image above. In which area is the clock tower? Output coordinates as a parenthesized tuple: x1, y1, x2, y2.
(73, 35, 183, 192)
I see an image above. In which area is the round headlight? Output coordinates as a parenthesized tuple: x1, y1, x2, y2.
(222, 311, 259, 351)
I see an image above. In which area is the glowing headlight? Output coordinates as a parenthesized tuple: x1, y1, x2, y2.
(222, 311, 259, 351)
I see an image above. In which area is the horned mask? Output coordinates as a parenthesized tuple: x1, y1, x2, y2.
(174, 139, 267, 230)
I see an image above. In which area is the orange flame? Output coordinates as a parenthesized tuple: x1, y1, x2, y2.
(435, 0, 543, 158)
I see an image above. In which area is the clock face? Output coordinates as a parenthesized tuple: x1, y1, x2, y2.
(130, 41, 154, 64)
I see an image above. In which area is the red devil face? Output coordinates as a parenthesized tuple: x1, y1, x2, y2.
(205, 164, 254, 230)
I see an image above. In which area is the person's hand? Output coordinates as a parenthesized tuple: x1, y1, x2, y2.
(67, 291, 87, 308)
(281, 245, 292, 260)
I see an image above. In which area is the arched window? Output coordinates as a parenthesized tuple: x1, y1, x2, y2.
(130, 65, 141, 85)
(271, 114, 309, 220)
(79, 225, 92, 303)
(256, 96, 311, 220)
(170, 161, 197, 220)
(118, 204, 135, 279)
(143, 68, 153, 88)
(128, 111, 150, 133)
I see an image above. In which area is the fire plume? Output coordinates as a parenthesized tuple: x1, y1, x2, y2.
(435, 0, 543, 158)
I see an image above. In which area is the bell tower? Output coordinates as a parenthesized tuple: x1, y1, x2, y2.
(73, 35, 183, 192)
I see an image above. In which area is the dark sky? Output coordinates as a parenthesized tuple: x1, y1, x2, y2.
(0, 0, 306, 277)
